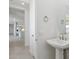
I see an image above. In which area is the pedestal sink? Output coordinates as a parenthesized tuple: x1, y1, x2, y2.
(46, 38, 69, 59)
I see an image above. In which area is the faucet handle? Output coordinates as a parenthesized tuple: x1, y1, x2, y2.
(59, 33, 63, 40)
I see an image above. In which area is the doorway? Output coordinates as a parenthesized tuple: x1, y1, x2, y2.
(9, 0, 32, 59)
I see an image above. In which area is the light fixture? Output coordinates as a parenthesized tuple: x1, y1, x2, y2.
(21, 28, 24, 31)
(44, 16, 48, 22)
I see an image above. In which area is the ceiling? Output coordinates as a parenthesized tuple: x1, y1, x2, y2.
(9, 0, 30, 19)
(9, 7, 24, 19)
(9, 0, 28, 23)
(9, 0, 29, 10)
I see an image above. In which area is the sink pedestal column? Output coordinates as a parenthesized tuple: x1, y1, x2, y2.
(56, 49, 64, 59)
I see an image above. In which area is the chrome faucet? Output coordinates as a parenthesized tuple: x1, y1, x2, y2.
(59, 33, 67, 41)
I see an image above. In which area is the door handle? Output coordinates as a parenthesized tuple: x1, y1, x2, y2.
(32, 34, 34, 37)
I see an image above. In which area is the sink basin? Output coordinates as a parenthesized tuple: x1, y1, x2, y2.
(46, 38, 69, 59)
(46, 38, 69, 49)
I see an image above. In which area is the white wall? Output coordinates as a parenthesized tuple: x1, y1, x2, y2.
(35, 0, 58, 59)
(29, 0, 69, 59)
(9, 15, 15, 41)
(25, 7, 30, 46)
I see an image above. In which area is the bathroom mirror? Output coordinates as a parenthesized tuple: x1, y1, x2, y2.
(65, 15, 69, 34)
(65, 15, 69, 40)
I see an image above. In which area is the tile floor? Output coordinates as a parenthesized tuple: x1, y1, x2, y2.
(9, 40, 33, 59)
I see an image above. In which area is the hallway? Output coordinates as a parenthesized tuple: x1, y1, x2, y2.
(9, 40, 33, 59)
